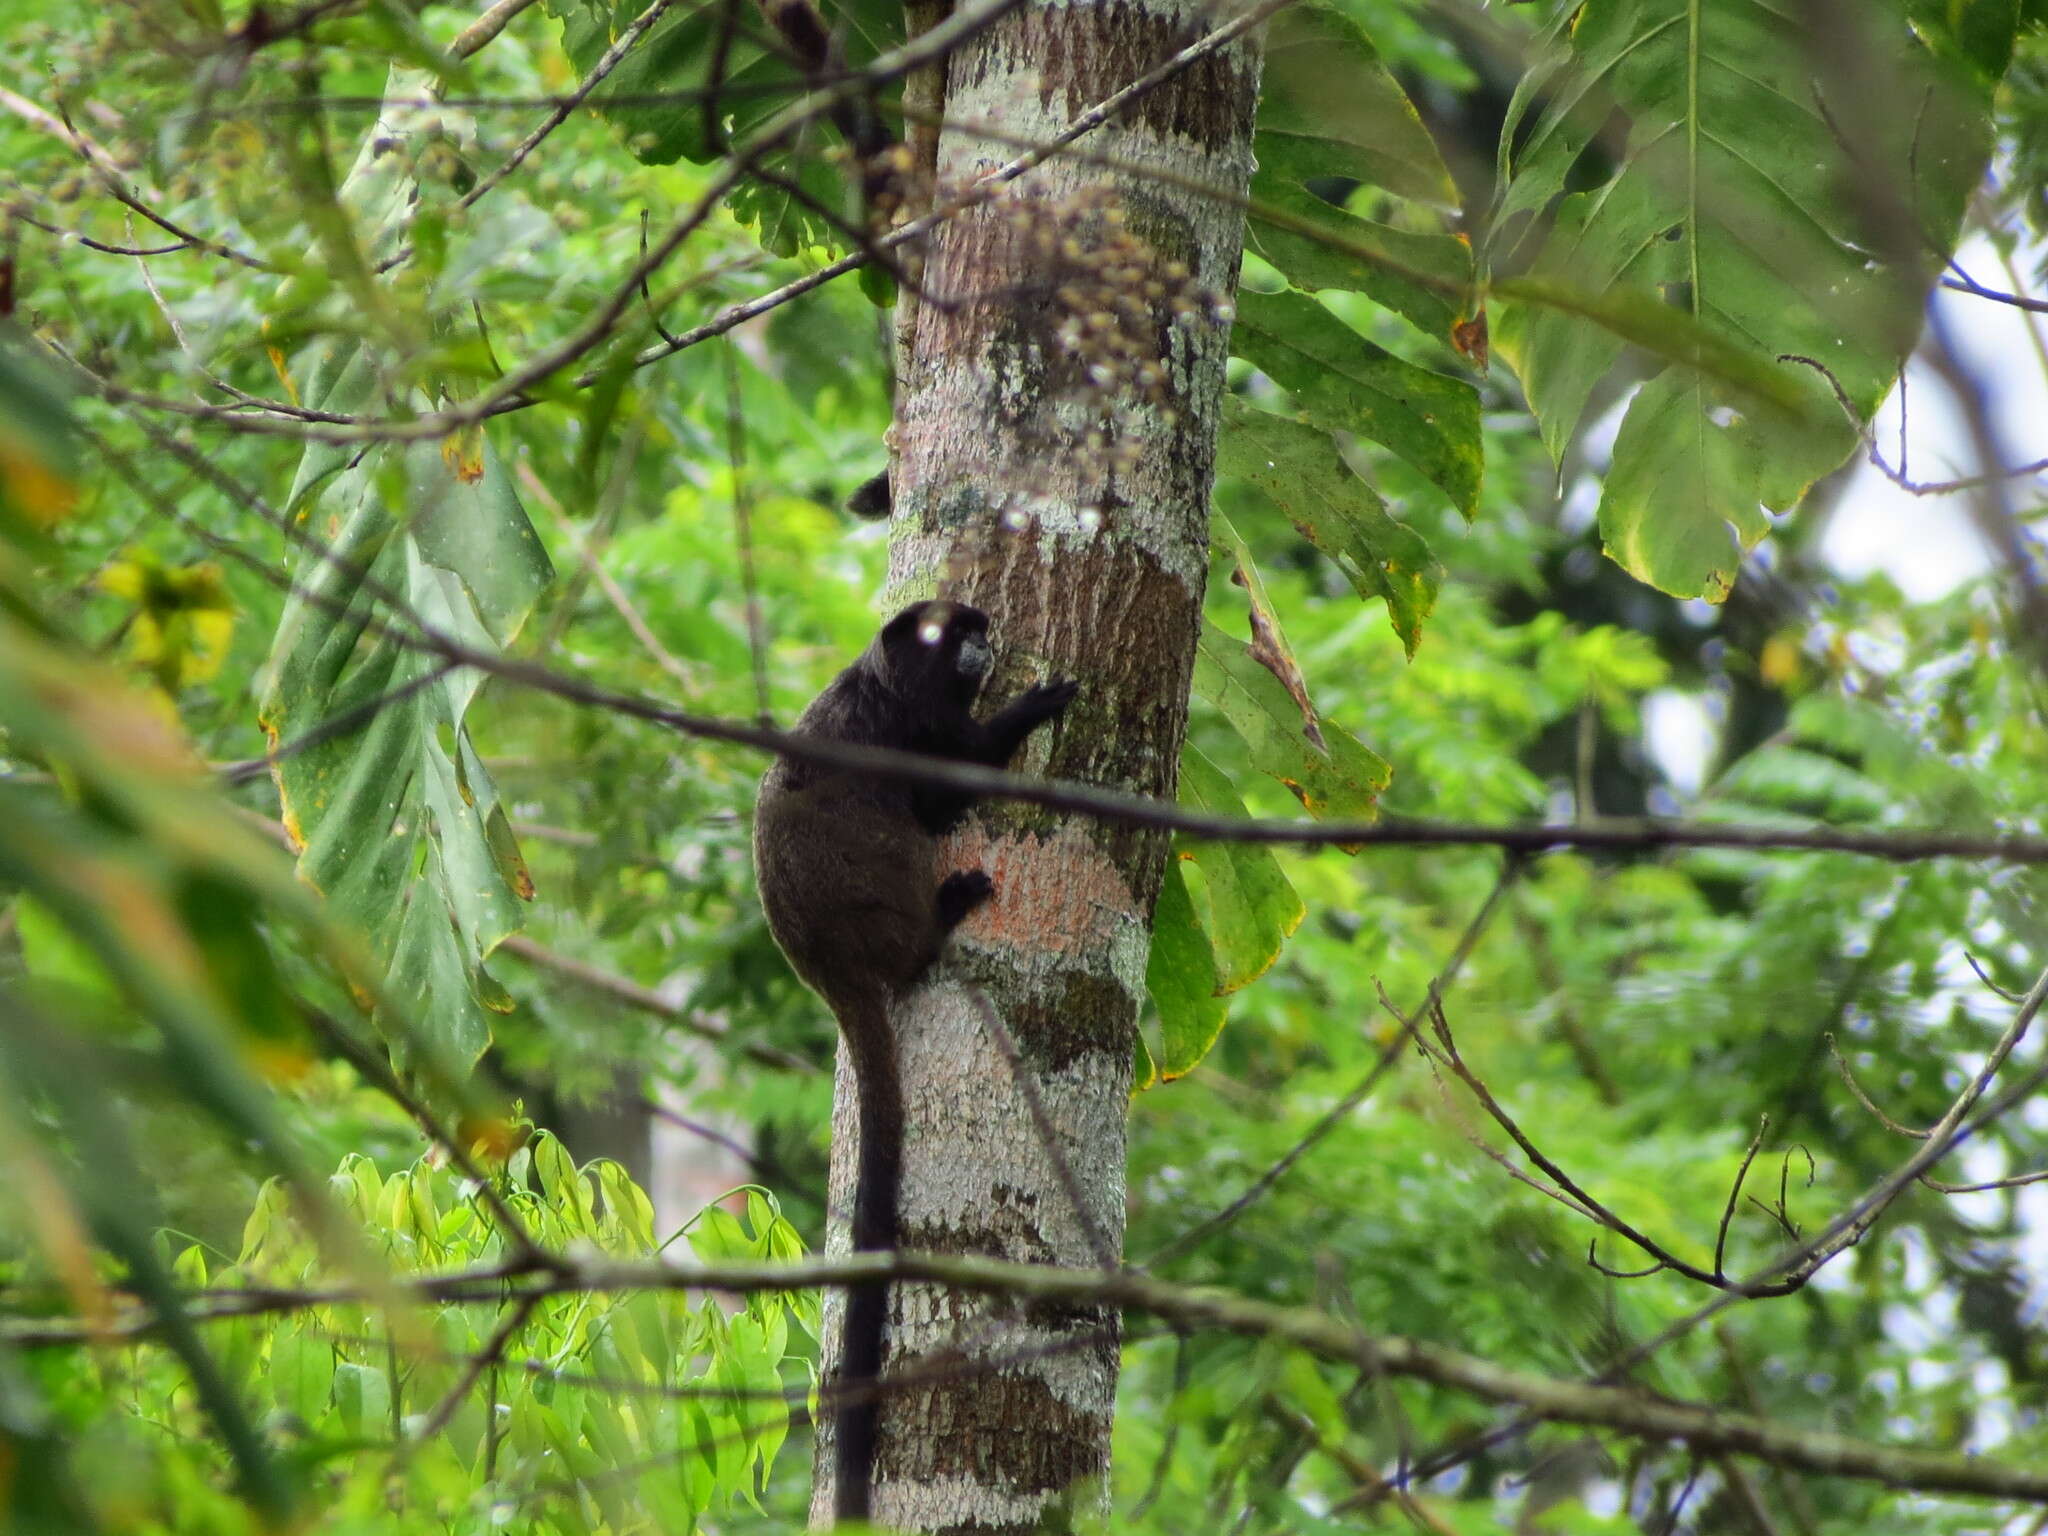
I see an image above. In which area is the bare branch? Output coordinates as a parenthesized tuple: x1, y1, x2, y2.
(1824, 1032, 1931, 1139)
(14, 1250, 2048, 1503)
(496, 935, 816, 1074)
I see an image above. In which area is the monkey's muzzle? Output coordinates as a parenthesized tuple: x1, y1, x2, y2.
(956, 634, 992, 680)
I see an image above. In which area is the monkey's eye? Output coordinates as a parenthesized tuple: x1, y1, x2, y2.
(918, 619, 946, 646)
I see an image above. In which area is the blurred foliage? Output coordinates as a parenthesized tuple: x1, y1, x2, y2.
(2, 0, 2047, 1531)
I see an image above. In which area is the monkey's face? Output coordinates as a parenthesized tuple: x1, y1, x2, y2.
(876, 601, 992, 707)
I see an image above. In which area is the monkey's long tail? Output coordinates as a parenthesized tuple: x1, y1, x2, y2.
(835, 1000, 903, 1524)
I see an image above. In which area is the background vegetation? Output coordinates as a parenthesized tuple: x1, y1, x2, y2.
(4, 0, 2048, 1531)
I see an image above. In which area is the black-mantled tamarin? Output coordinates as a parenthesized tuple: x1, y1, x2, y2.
(753, 600, 1076, 1524)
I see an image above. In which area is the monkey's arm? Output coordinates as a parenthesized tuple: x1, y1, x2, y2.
(908, 680, 1076, 833)
(969, 679, 1079, 766)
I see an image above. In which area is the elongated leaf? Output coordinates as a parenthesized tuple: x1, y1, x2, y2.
(1216, 398, 1442, 655)
(1232, 289, 1481, 517)
(1490, 0, 2006, 600)
(1248, 176, 1471, 344)
(1257, 1, 1455, 208)
(1143, 859, 1227, 1081)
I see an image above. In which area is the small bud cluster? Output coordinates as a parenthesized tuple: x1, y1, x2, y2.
(862, 141, 921, 228)
(999, 185, 1231, 483)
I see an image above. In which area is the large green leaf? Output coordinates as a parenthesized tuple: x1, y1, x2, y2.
(1249, 1, 1471, 340)
(1489, 0, 2007, 600)
(260, 86, 554, 1073)
(1231, 289, 1481, 518)
(1142, 859, 1228, 1082)
(1215, 398, 1442, 656)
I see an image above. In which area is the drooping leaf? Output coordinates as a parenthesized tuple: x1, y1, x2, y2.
(1143, 858, 1227, 1081)
(1256, 1, 1456, 208)
(1231, 289, 1481, 517)
(1215, 398, 1442, 655)
(260, 80, 554, 1075)
(1247, 175, 1472, 345)
(1218, 515, 1322, 727)
(1489, 0, 2007, 599)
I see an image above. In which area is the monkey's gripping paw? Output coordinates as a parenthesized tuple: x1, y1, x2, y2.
(1024, 677, 1080, 716)
(937, 869, 996, 929)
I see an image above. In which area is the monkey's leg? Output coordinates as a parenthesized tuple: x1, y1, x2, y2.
(936, 869, 994, 929)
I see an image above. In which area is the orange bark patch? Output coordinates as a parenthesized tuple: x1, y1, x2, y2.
(942, 821, 1135, 953)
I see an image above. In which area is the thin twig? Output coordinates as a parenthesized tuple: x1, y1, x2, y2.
(1713, 1119, 1768, 1281)
(1145, 860, 1523, 1267)
(1823, 1032, 1930, 1138)
(722, 341, 773, 725)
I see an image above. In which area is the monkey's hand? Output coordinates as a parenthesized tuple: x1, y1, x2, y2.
(1019, 678, 1080, 714)
(980, 678, 1079, 765)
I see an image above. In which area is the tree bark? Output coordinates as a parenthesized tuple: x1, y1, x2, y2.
(810, 1, 1262, 1527)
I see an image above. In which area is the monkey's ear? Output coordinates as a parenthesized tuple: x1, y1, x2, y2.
(847, 471, 891, 520)
(878, 603, 927, 647)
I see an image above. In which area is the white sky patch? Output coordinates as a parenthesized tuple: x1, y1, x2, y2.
(1642, 689, 1716, 798)
(1822, 234, 2047, 599)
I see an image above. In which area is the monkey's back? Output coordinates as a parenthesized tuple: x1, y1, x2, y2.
(753, 672, 945, 1013)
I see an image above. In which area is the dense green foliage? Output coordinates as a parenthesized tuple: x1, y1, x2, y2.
(4, 0, 2048, 1531)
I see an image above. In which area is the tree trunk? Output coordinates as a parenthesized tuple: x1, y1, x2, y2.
(810, 2, 1262, 1527)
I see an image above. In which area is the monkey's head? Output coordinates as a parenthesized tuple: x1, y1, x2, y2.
(868, 600, 993, 709)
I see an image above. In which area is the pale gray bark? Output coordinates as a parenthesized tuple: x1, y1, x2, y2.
(810, 0, 1263, 1527)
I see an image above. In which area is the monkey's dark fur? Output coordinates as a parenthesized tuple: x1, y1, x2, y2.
(753, 601, 1076, 1524)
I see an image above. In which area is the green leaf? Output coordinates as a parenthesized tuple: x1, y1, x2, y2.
(1247, 175, 1470, 343)
(1192, 621, 1390, 823)
(1257, 2, 1456, 208)
(259, 84, 554, 1076)
(270, 1323, 336, 1422)
(688, 1206, 754, 1264)
(1593, 368, 1803, 603)
(1177, 746, 1305, 993)
(1143, 859, 1227, 1080)
(261, 399, 550, 1073)
(1248, 0, 1469, 339)
(1216, 398, 1442, 654)
(332, 1361, 391, 1437)
(1231, 288, 1480, 517)
(1490, 0, 2005, 599)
